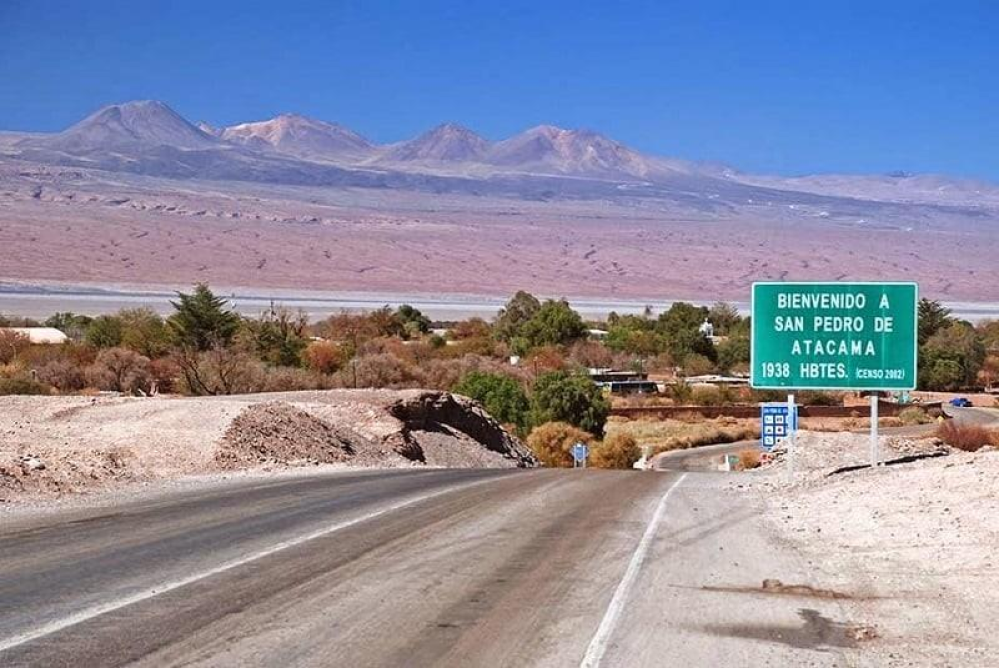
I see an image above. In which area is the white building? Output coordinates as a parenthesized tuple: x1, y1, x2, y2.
(2, 327, 69, 344)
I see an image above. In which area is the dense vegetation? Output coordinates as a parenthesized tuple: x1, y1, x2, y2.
(0, 285, 995, 468)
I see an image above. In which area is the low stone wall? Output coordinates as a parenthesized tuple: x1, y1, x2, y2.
(612, 401, 943, 420)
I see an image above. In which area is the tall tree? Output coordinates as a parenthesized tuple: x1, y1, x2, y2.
(518, 299, 587, 351)
(919, 321, 986, 390)
(167, 284, 240, 351)
(529, 371, 610, 437)
(494, 291, 541, 343)
(918, 298, 952, 346)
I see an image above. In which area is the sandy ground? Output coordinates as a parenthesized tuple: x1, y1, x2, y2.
(746, 431, 999, 666)
(0, 163, 996, 304)
(0, 389, 534, 507)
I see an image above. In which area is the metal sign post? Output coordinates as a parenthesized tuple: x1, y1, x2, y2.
(870, 394, 879, 467)
(786, 393, 796, 482)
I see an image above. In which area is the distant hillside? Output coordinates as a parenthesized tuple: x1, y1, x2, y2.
(3, 99, 995, 207)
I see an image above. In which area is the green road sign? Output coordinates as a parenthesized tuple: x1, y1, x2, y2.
(751, 282, 917, 390)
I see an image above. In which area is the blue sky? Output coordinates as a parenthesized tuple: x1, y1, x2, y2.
(0, 0, 995, 179)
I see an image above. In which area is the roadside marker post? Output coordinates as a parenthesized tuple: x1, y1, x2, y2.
(759, 402, 795, 452)
(572, 442, 589, 469)
(750, 282, 918, 478)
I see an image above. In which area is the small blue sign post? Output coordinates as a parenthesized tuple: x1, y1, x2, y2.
(760, 403, 797, 452)
(571, 442, 589, 468)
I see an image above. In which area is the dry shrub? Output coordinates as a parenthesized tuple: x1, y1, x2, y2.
(690, 386, 722, 406)
(0, 329, 30, 364)
(566, 340, 613, 369)
(36, 358, 88, 391)
(258, 366, 330, 392)
(523, 345, 566, 373)
(448, 318, 491, 340)
(526, 421, 593, 468)
(304, 340, 347, 374)
(591, 433, 641, 469)
(148, 357, 180, 393)
(20, 342, 97, 368)
(173, 346, 264, 396)
(681, 354, 715, 376)
(796, 390, 843, 406)
(936, 421, 999, 452)
(346, 352, 413, 388)
(898, 406, 931, 425)
(736, 448, 762, 470)
(436, 336, 498, 359)
(645, 352, 677, 374)
(0, 375, 50, 395)
(86, 347, 152, 394)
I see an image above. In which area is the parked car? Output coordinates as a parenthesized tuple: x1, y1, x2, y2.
(949, 397, 973, 408)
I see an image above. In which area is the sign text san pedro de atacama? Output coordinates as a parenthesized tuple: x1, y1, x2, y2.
(751, 282, 918, 391)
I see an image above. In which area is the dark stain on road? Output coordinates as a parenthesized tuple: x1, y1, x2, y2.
(700, 608, 861, 651)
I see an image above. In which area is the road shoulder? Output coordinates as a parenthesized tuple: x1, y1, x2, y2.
(602, 471, 857, 667)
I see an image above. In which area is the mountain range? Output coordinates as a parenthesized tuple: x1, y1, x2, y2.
(0, 100, 995, 305)
(3, 100, 995, 205)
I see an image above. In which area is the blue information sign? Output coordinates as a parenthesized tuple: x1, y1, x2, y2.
(571, 442, 589, 463)
(760, 403, 797, 452)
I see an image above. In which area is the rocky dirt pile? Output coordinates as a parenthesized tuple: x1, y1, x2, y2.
(0, 390, 536, 503)
(217, 402, 363, 469)
(758, 430, 951, 484)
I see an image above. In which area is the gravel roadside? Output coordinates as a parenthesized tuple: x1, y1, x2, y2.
(744, 431, 998, 666)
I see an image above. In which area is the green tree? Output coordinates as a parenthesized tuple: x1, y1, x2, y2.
(656, 302, 716, 364)
(44, 312, 92, 341)
(918, 298, 952, 346)
(668, 328, 717, 366)
(519, 299, 587, 351)
(919, 321, 986, 390)
(396, 304, 431, 337)
(453, 371, 531, 434)
(716, 331, 750, 373)
(167, 284, 240, 351)
(708, 302, 742, 336)
(657, 302, 709, 337)
(494, 291, 541, 343)
(119, 308, 171, 358)
(243, 304, 308, 367)
(85, 315, 124, 349)
(530, 371, 610, 437)
(605, 326, 667, 357)
(921, 358, 965, 391)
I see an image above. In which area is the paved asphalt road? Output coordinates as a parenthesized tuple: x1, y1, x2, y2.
(1, 468, 676, 667)
(0, 463, 861, 667)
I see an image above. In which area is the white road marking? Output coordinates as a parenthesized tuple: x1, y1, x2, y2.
(0, 477, 495, 654)
(580, 472, 687, 668)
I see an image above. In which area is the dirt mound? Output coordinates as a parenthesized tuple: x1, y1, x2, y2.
(0, 390, 536, 504)
(217, 402, 360, 469)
